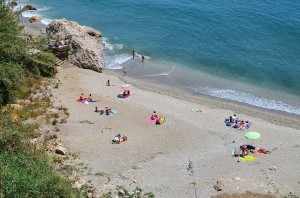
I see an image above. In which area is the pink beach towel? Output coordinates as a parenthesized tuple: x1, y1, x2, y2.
(146, 118, 156, 123)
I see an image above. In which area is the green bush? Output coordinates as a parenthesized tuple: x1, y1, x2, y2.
(26, 51, 57, 77)
(0, 150, 83, 197)
(0, 61, 24, 105)
(0, 111, 36, 150)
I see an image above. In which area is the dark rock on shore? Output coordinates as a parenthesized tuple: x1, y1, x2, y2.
(24, 5, 37, 11)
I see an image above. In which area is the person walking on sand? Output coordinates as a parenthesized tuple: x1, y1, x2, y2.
(142, 53, 145, 62)
(123, 67, 127, 76)
(106, 79, 111, 86)
(132, 50, 135, 59)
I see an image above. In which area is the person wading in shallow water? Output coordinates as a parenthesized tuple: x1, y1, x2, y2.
(132, 50, 135, 59)
(142, 53, 145, 62)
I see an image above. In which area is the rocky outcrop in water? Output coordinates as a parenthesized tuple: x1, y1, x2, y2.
(47, 19, 104, 72)
(24, 5, 37, 10)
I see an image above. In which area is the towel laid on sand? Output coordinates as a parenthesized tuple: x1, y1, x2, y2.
(100, 109, 118, 116)
(76, 98, 94, 104)
(239, 155, 256, 162)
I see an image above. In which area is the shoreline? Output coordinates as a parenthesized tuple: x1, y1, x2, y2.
(15, 1, 300, 118)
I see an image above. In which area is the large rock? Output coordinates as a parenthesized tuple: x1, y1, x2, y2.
(47, 19, 104, 72)
(24, 5, 37, 10)
(29, 16, 42, 23)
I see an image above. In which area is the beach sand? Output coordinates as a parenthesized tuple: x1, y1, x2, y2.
(51, 62, 300, 197)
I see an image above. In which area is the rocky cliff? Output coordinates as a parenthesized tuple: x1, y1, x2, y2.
(47, 19, 104, 72)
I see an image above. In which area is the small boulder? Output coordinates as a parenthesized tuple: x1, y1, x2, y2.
(235, 177, 241, 181)
(29, 16, 42, 23)
(55, 146, 68, 155)
(214, 180, 225, 191)
(269, 166, 277, 171)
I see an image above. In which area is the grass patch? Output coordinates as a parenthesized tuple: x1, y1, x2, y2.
(0, 150, 83, 197)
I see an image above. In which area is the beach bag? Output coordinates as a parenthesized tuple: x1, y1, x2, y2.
(159, 117, 165, 123)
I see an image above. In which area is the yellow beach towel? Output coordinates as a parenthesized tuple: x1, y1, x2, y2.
(239, 155, 255, 162)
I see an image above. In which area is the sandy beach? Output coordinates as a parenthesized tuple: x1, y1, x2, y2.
(50, 62, 300, 197)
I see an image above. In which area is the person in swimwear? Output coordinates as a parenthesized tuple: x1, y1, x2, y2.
(151, 111, 158, 120)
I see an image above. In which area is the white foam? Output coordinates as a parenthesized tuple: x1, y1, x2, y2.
(202, 88, 300, 115)
(22, 11, 40, 18)
(104, 54, 131, 69)
(139, 65, 175, 77)
(102, 37, 123, 51)
(41, 18, 53, 25)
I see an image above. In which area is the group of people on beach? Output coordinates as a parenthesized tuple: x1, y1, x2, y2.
(225, 114, 251, 131)
(121, 51, 145, 77)
(132, 50, 145, 62)
(79, 93, 97, 102)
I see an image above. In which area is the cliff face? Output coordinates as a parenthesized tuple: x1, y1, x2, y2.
(47, 19, 104, 72)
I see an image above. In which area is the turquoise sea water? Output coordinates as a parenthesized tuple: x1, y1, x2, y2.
(17, 0, 300, 115)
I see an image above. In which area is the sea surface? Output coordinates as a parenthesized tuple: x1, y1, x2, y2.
(14, 0, 300, 115)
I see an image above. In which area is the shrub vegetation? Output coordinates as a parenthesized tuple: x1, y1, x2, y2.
(0, 2, 83, 197)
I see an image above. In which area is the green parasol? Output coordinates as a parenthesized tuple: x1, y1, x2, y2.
(245, 131, 261, 140)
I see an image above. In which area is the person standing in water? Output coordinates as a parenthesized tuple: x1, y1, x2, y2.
(142, 53, 145, 62)
(132, 50, 135, 59)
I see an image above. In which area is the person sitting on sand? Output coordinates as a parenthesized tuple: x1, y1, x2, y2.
(106, 79, 111, 86)
(151, 111, 158, 120)
(105, 107, 113, 116)
(233, 120, 239, 128)
(123, 90, 130, 98)
(79, 93, 85, 101)
(230, 114, 237, 123)
(87, 94, 96, 102)
(95, 106, 100, 113)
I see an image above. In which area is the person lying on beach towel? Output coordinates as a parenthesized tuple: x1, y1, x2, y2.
(111, 133, 127, 144)
(233, 144, 271, 157)
(155, 116, 167, 125)
(97, 107, 118, 116)
(117, 90, 132, 98)
(87, 94, 98, 102)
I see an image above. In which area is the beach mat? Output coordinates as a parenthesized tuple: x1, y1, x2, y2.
(239, 155, 256, 162)
(100, 109, 118, 116)
(146, 118, 156, 123)
(76, 98, 94, 104)
(192, 109, 205, 112)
